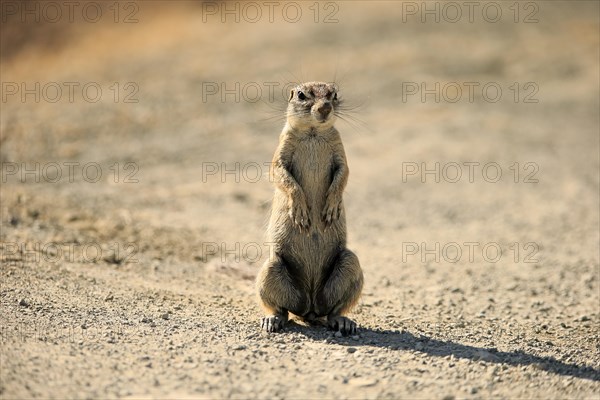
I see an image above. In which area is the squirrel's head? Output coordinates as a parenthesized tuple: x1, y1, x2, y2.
(286, 82, 339, 131)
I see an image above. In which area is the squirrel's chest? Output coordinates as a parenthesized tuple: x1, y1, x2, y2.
(290, 138, 334, 183)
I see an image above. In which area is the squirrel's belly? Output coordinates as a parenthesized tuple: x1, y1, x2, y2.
(268, 139, 344, 285)
(267, 191, 345, 273)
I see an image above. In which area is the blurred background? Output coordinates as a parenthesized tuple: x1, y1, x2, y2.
(2, 0, 598, 271)
(1, 1, 599, 398)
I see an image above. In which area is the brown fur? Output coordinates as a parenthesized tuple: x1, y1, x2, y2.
(256, 82, 364, 335)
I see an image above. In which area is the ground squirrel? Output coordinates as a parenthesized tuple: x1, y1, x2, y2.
(256, 81, 364, 335)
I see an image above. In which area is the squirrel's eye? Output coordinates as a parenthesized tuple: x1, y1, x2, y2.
(333, 92, 338, 101)
(297, 91, 306, 100)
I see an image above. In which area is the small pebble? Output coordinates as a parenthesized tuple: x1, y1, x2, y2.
(349, 378, 378, 387)
(347, 347, 357, 353)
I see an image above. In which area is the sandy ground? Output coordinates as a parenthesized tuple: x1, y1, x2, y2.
(1, 1, 599, 398)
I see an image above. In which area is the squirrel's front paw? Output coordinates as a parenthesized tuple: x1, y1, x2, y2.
(322, 195, 342, 226)
(289, 199, 311, 231)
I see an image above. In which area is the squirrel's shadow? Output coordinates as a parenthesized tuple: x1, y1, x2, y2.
(283, 321, 600, 382)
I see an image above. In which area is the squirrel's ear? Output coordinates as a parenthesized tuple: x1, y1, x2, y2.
(288, 90, 294, 102)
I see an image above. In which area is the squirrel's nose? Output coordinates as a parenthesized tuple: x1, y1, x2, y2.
(317, 102, 332, 118)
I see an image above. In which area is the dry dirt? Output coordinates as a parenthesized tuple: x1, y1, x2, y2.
(1, 1, 599, 399)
